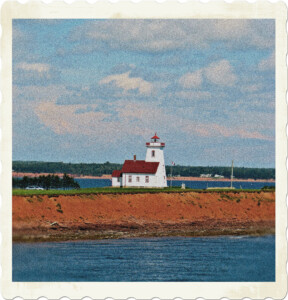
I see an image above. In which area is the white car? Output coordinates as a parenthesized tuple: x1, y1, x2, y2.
(25, 186, 44, 190)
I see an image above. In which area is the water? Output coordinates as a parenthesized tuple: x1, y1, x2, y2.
(76, 178, 112, 188)
(75, 178, 275, 190)
(13, 235, 275, 282)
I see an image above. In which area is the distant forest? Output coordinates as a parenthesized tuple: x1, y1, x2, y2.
(12, 161, 275, 180)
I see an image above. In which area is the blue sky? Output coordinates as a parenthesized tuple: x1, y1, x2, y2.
(13, 19, 275, 167)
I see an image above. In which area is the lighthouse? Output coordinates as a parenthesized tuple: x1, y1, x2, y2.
(145, 133, 167, 187)
(111, 133, 168, 188)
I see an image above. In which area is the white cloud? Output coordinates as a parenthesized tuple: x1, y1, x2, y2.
(99, 71, 153, 95)
(14, 62, 55, 84)
(32, 96, 273, 145)
(72, 19, 274, 53)
(34, 101, 110, 135)
(258, 51, 275, 71)
(181, 121, 273, 141)
(179, 70, 203, 88)
(179, 59, 237, 88)
(77, 20, 188, 52)
(31, 99, 175, 152)
(34, 100, 163, 139)
(16, 62, 50, 74)
(204, 60, 237, 86)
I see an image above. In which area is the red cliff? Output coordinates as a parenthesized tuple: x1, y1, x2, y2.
(13, 191, 275, 242)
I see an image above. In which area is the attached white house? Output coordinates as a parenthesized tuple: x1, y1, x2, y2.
(112, 134, 167, 188)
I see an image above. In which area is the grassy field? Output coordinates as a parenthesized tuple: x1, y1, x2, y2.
(12, 187, 273, 196)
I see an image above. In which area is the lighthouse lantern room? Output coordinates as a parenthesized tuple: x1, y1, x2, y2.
(112, 133, 168, 188)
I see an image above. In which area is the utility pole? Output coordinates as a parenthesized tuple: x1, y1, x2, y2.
(170, 162, 175, 188)
(230, 160, 234, 189)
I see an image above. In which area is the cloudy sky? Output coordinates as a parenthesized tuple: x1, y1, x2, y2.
(13, 19, 275, 167)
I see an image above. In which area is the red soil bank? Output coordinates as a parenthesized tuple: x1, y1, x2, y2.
(13, 191, 275, 242)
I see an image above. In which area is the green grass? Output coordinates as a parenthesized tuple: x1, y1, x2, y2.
(12, 187, 274, 196)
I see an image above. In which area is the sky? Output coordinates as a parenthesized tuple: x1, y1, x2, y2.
(13, 19, 275, 168)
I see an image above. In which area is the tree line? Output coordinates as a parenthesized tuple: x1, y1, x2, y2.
(12, 161, 275, 180)
(13, 174, 80, 190)
(168, 165, 275, 180)
(13, 161, 120, 177)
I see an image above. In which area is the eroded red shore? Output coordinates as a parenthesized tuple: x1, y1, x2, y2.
(13, 191, 275, 242)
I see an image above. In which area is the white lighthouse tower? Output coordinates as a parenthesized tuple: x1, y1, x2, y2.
(145, 133, 167, 187)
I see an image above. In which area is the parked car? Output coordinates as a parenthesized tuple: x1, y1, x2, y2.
(25, 186, 44, 190)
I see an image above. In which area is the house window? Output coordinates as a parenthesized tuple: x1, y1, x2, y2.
(128, 175, 132, 183)
(145, 176, 149, 183)
(136, 176, 140, 182)
(117, 177, 120, 182)
(151, 150, 155, 157)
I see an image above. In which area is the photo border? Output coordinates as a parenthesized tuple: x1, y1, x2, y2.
(1, 1, 287, 299)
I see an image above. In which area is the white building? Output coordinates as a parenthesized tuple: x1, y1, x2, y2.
(112, 134, 168, 188)
(200, 174, 212, 178)
(214, 174, 224, 178)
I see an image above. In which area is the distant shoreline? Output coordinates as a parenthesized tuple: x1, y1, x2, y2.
(12, 172, 275, 183)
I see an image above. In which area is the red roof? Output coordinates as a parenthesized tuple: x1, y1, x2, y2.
(122, 160, 159, 174)
(112, 170, 122, 177)
(151, 133, 160, 140)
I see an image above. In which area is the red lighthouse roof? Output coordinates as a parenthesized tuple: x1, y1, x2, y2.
(122, 160, 159, 174)
(151, 133, 160, 140)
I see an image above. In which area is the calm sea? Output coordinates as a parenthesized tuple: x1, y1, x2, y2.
(13, 235, 275, 282)
(75, 178, 275, 190)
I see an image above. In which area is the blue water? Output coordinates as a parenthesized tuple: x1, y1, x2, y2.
(75, 178, 275, 190)
(76, 178, 112, 188)
(13, 235, 275, 282)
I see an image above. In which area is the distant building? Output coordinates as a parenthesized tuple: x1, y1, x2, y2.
(112, 134, 167, 188)
(214, 174, 224, 178)
(200, 174, 212, 178)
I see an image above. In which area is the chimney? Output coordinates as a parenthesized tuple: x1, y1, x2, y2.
(133, 154, 136, 161)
